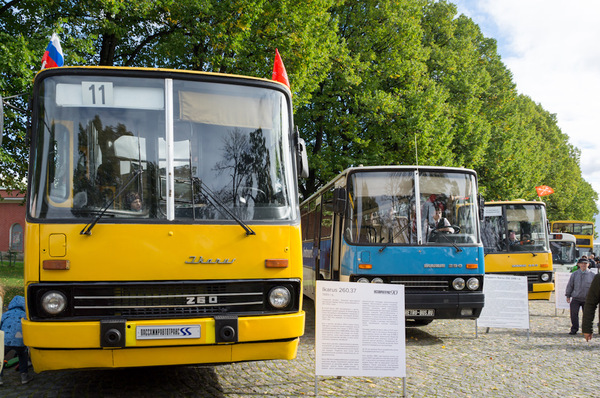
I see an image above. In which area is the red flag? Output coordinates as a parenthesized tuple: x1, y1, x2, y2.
(272, 49, 290, 89)
(535, 185, 554, 196)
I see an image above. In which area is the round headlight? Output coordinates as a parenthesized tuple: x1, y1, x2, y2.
(268, 286, 291, 309)
(467, 277, 480, 291)
(541, 273, 551, 282)
(371, 277, 384, 283)
(41, 291, 67, 315)
(357, 278, 370, 283)
(452, 278, 466, 290)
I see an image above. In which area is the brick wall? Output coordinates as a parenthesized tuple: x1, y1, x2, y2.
(0, 189, 26, 252)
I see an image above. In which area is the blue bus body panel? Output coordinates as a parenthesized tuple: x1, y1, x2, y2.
(341, 244, 484, 276)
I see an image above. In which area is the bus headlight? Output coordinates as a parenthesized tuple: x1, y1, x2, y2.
(268, 286, 291, 309)
(357, 278, 370, 283)
(540, 273, 551, 282)
(41, 291, 67, 315)
(467, 278, 480, 291)
(371, 277, 384, 283)
(452, 278, 465, 290)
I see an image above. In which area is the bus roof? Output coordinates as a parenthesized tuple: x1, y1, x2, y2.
(485, 200, 546, 207)
(550, 220, 594, 224)
(549, 232, 577, 242)
(301, 165, 478, 205)
(34, 65, 292, 94)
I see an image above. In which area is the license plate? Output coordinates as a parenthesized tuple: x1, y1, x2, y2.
(136, 325, 201, 340)
(405, 309, 435, 317)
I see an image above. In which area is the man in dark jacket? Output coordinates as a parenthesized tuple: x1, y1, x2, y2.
(583, 272, 600, 340)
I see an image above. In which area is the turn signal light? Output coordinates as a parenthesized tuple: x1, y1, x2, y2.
(43, 260, 70, 270)
(541, 263, 549, 268)
(466, 263, 478, 269)
(265, 259, 288, 268)
(358, 263, 372, 269)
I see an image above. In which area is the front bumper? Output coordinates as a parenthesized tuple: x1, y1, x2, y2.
(23, 311, 304, 372)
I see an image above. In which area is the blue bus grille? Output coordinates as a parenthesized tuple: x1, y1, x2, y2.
(390, 278, 449, 290)
(350, 275, 484, 292)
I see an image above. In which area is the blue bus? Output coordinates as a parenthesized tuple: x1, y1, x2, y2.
(301, 166, 485, 325)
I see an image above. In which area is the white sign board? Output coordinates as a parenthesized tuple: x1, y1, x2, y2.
(477, 274, 529, 329)
(315, 281, 406, 378)
(484, 206, 503, 217)
(554, 272, 571, 310)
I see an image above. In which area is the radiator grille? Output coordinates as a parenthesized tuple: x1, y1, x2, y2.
(28, 280, 300, 321)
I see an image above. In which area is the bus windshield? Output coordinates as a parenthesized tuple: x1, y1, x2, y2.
(550, 240, 577, 265)
(30, 74, 295, 222)
(482, 204, 550, 253)
(551, 222, 594, 235)
(343, 170, 479, 246)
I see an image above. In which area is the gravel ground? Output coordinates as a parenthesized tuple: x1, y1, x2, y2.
(1, 293, 597, 397)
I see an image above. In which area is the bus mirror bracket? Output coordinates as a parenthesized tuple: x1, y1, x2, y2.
(478, 194, 485, 220)
(295, 127, 309, 178)
(333, 187, 347, 214)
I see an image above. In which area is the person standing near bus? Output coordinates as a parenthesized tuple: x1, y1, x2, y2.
(587, 253, 596, 268)
(582, 272, 600, 340)
(566, 258, 595, 335)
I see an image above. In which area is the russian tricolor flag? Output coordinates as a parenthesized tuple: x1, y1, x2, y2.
(41, 33, 64, 69)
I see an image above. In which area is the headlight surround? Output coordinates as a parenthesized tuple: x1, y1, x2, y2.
(371, 277, 384, 283)
(268, 286, 292, 309)
(41, 291, 67, 315)
(357, 277, 370, 283)
(541, 273, 551, 282)
(467, 277, 480, 291)
(452, 278, 466, 290)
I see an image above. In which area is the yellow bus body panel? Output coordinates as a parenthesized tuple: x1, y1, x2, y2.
(32, 223, 300, 281)
(29, 339, 299, 372)
(24, 222, 305, 371)
(484, 252, 554, 300)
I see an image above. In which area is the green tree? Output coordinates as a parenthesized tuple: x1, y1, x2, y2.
(0, 0, 339, 190)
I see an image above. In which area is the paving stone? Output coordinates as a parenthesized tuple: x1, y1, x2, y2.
(1, 294, 596, 397)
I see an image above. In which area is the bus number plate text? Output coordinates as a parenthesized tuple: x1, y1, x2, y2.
(136, 325, 201, 340)
(405, 309, 435, 317)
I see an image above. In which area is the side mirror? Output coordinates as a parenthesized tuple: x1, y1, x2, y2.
(296, 136, 309, 179)
(333, 187, 347, 214)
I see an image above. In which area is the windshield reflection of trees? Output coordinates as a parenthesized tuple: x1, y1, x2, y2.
(214, 127, 277, 207)
(178, 126, 287, 221)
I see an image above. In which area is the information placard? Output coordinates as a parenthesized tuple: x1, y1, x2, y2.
(554, 272, 571, 310)
(315, 281, 405, 378)
(477, 274, 529, 329)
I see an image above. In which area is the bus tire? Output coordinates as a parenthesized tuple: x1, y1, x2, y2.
(406, 319, 434, 327)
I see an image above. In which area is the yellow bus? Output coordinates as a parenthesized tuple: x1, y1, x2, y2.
(550, 220, 595, 254)
(16, 66, 308, 372)
(482, 201, 553, 300)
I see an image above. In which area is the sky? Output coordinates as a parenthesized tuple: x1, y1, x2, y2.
(452, 0, 600, 225)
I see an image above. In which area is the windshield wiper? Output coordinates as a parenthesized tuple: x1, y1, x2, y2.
(379, 221, 410, 253)
(193, 178, 255, 236)
(80, 169, 143, 236)
(434, 229, 463, 253)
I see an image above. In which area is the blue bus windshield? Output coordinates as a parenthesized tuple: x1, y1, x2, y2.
(343, 170, 479, 246)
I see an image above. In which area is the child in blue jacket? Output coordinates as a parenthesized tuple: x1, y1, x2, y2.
(1, 295, 33, 385)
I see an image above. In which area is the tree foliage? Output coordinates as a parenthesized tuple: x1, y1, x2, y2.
(0, 0, 596, 221)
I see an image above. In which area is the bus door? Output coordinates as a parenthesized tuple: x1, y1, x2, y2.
(318, 189, 337, 280)
(311, 197, 323, 278)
